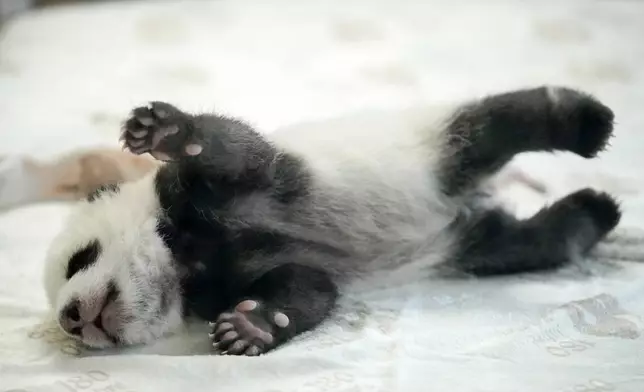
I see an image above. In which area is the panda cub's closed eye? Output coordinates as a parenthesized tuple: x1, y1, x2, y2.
(66, 240, 102, 280)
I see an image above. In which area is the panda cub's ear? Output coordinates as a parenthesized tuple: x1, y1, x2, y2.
(87, 183, 121, 202)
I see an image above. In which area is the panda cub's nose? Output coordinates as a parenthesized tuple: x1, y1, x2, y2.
(59, 299, 84, 336)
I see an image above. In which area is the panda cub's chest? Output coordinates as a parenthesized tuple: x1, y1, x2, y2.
(158, 215, 287, 320)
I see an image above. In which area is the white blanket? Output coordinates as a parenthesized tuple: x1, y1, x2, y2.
(2, 1, 644, 391)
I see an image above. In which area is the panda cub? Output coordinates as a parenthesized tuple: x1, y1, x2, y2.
(43, 86, 621, 356)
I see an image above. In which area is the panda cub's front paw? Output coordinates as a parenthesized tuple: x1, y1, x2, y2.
(121, 102, 203, 161)
(209, 300, 291, 356)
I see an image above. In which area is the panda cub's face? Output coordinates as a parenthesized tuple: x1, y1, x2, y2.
(42, 175, 185, 349)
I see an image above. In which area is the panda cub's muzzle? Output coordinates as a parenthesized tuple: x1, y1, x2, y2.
(57, 280, 123, 348)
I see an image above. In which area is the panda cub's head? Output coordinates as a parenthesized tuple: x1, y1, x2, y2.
(42, 173, 184, 349)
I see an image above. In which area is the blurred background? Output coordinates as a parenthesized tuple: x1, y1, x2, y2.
(1, 0, 643, 162)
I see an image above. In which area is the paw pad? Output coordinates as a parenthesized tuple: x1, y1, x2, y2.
(273, 312, 289, 328)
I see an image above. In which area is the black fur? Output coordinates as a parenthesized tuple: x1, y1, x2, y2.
(66, 239, 101, 280)
(439, 86, 614, 196)
(450, 189, 621, 276)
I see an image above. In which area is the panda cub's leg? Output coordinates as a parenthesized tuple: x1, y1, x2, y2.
(438, 86, 615, 196)
(209, 264, 338, 356)
(437, 86, 621, 275)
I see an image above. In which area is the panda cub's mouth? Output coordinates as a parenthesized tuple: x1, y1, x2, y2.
(92, 297, 120, 346)
(58, 281, 123, 348)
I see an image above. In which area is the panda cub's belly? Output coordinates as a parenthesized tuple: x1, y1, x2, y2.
(259, 105, 460, 274)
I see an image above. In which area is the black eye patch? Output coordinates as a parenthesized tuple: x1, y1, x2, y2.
(66, 240, 102, 280)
